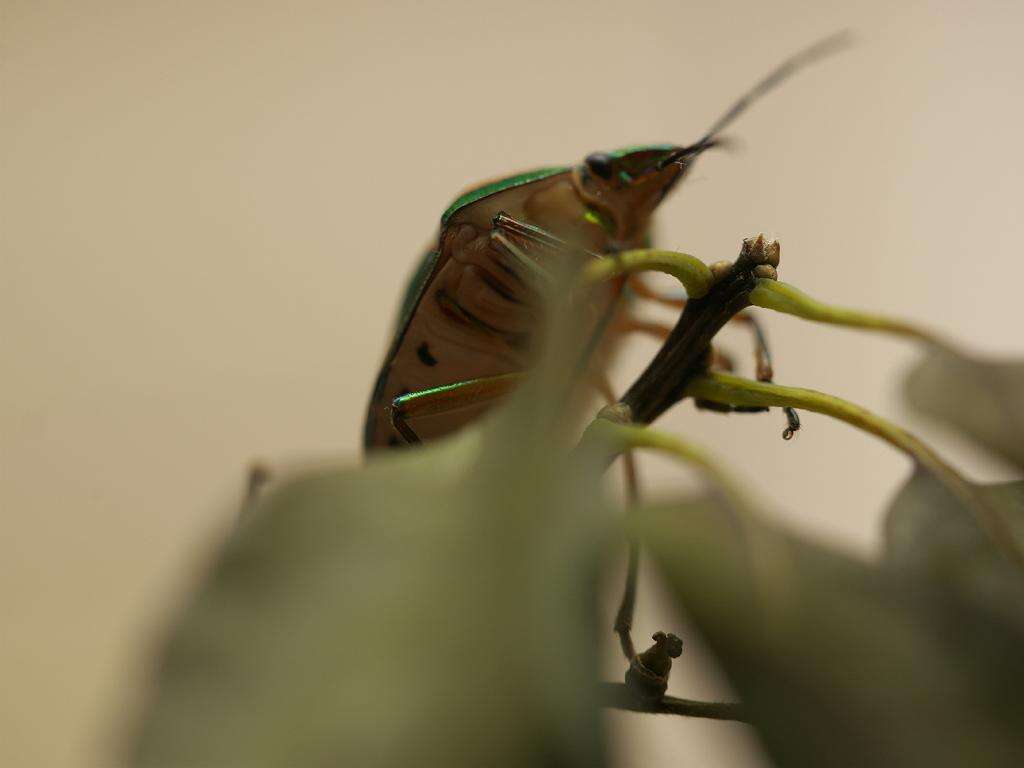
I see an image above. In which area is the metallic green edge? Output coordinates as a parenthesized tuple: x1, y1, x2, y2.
(396, 248, 440, 328)
(440, 166, 571, 224)
(391, 372, 520, 408)
(439, 146, 675, 225)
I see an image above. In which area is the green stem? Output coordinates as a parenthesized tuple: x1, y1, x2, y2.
(750, 279, 955, 350)
(685, 371, 1024, 568)
(580, 412, 750, 511)
(583, 249, 713, 299)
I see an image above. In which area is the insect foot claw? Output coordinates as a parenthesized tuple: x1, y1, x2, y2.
(625, 631, 684, 703)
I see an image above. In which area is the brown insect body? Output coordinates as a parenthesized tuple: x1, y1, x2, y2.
(363, 34, 849, 450)
(363, 156, 687, 449)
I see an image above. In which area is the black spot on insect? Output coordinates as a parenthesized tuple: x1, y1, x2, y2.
(388, 435, 401, 447)
(585, 152, 613, 180)
(417, 342, 438, 367)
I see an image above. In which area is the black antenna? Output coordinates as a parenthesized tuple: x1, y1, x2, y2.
(659, 30, 853, 169)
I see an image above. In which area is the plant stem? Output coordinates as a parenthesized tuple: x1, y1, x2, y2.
(599, 682, 748, 722)
(749, 279, 955, 350)
(621, 267, 757, 424)
(581, 415, 750, 512)
(685, 371, 1024, 569)
(583, 249, 713, 298)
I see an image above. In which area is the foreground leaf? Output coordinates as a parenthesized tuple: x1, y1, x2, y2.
(883, 471, 1024, 712)
(635, 497, 1024, 768)
(885, 472, 1024, 579)
(133, 429, 609, 768)
(131, 292, 614, 768)
(905, 351, 1024, 468)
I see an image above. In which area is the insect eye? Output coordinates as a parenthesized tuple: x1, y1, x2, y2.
(584, 152, 613, 180)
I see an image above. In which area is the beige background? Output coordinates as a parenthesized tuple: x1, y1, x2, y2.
(3, 1, 1023, 766)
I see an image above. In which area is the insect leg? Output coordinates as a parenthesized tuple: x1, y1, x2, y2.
(388, 372, 525, 445)
(489, 232, 555, 289)
(623, 318, 748, 385)
(589, 234, 799, 439)
(619, 282, 787, 426)
(488, 211, 600, 289)
(628, 275, 687, 310)
(491, 211, 596, 259)
(733, 311, 802, 439)
(682, 312, 800, 438)
(733, 311, 774, 381)
(614, 453, 640, 661)
(594, 375, 641, 661)
(620, 316, 672, 341)
(624, 283, 757, 393)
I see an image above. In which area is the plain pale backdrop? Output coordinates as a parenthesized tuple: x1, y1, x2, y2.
(3, 1, 1023, 766)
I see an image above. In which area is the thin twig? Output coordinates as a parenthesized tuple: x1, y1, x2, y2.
(621, 265, 758, 424)
(599, 682, 748, 722)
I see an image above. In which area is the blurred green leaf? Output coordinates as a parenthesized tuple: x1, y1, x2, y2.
(635, 496, 1024, 768)
(885, 471, 1024, 580)
(905, 351, 1024, 468)
(883, 471, 1024, 715)
(131, 294, 614, 767)
(133, 431, 610, 768)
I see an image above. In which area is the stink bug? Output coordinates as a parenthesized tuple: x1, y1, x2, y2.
(364, 35, 845, 450)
